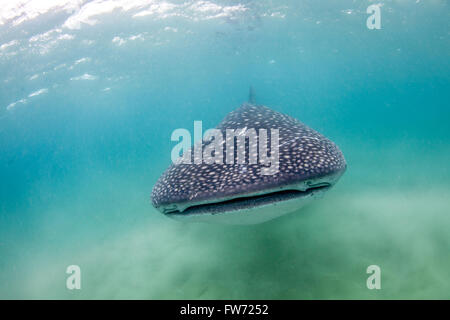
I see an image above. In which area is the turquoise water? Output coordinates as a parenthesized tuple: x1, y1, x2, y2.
(0, 0, 449, 299)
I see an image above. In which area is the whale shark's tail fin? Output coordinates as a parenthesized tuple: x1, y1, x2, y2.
(248, 86, 255, 104)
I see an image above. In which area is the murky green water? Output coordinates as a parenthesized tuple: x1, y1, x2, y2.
(0, 0, 449, 299)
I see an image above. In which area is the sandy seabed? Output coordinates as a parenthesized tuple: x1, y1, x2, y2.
(5, 185, 448, 299)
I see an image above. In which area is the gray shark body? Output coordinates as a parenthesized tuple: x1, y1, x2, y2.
(151, 102, 346, 224)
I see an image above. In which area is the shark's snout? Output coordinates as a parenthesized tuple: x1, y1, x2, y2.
(151, 103, 346, 224)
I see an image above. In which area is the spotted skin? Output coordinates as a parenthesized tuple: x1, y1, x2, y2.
(151, 103, 346, 214)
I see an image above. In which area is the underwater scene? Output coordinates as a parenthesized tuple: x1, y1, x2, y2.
(0, 0, 449, 299)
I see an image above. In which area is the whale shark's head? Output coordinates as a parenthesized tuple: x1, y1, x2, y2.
(151, 103, 346, 224)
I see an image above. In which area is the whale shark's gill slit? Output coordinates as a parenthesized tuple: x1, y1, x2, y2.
(165, 184, 331, 216)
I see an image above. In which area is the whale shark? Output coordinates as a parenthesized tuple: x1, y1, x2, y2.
(151, 94, 346, 224)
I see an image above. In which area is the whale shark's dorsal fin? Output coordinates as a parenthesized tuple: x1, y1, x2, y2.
(248, 86, 255, 104)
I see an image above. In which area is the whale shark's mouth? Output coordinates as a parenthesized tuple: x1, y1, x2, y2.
(164, 183, 331, 216)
